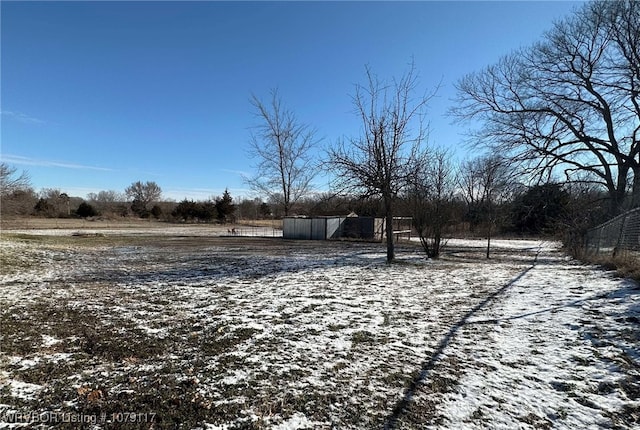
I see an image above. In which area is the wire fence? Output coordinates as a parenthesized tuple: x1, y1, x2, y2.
(227, 226, 283, 237)
(584, 207, 640, 258)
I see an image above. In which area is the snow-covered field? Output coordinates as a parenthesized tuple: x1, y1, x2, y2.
(0, 230, 638, 429)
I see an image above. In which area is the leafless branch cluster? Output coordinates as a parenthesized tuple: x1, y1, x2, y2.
(0, 162, 36, 216)
(125, 180, 162, 211)
(0, 162, 31, 197)
(246, 90, 320, 216)
(453, 0, 640, 216)
(457, 155, 519, 258)
(328, 61, 438, 261)
(409, 147, 457, 258)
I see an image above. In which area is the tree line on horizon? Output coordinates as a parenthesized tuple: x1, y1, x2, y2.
(0, 174, 239, 224)
(0, 160, 608, 240)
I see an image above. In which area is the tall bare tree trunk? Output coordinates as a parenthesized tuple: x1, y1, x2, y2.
(384, 196, 395, 262)
(631, 166, 640, 209)
(246, 90, 318, 216)
(486, 220, 492, 259)
(327, 61, 436, 263)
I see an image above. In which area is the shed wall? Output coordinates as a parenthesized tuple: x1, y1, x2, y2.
(311, 218, 327, 240)
(283, 218, 313, 239)
(283, 216, 381, 240)
(326, 218, 342, 239)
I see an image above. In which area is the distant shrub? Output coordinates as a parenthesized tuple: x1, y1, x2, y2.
(33, 198, 55, 217)
(130, 198, 149, 218)
(76, 202, 98, 218)
(150, 204, 163, 219)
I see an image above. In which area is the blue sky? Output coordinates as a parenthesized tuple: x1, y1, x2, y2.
(2, 1, 583, 201)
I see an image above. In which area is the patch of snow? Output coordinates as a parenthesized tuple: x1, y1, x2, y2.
(272, 412, 326, 430)
(41, 335, 60, 347)
(203, 424, 230, 430)
(4, 380, 44, 401)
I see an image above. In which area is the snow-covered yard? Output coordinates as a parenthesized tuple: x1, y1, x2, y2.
(0, 231, 638, 429)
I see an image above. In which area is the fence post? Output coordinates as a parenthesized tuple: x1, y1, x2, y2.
(613, 212, 627, 257)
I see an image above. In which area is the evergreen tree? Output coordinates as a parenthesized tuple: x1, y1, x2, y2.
(76, 202, 98, 218)
(512, 184, 569, 235)
(215, 189, 236, 223)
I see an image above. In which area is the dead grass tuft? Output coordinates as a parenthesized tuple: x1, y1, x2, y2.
(576, 251, 640, 283)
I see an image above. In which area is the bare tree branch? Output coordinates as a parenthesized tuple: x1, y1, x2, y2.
(245, 89, 319, 216)
(327, 61, 438, 262)
(452, 0, 640, 216)
(0, 163, 31, 196)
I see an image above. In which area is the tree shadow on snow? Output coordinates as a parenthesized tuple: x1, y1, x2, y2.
(580, 279, 640, 368)
(383, 259, 538, 429)
(383, 256, 640, 428)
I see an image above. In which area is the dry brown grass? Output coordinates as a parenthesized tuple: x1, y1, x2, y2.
(236, 218, 283, 229)
(580, 251, 640, 283)
(1, 216, 284, 231)
(0, 217, 166, 230)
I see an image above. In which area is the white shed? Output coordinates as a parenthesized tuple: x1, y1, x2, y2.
(283, 216, 384, 240)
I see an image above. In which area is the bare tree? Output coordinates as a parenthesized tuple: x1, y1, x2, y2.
(328, 62, 436, 262)
(35, 188, 71, 218)
(87, 190, 125, 215)
(410, 147, 457, 259)
(0, 163, 31, 196)
(125, 181, 162, 216)
(246, 89, 319, 216)
(458, 155, 515, 258)
(453, 0, 640, 216)
(0, 163, 35, 216)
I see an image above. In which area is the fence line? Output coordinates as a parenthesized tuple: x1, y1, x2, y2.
(230, 226, 283, 237)
(584, 207, 640, 258)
